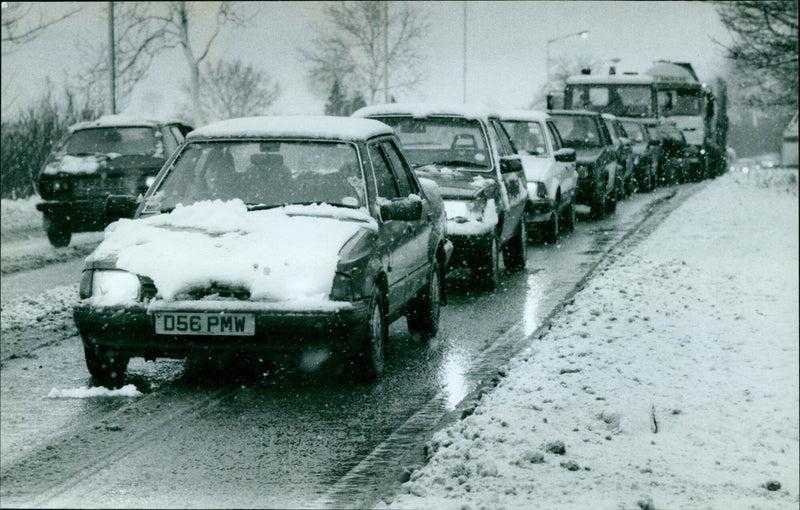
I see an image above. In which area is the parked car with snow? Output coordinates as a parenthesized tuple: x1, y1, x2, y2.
(36, 114, 193, 247)
(601, 113, 635, 197)
(73, 116, 452, 383)
(657, 121, 690, 185)
(353, 103, 527, 290)
(548, 110, 618, 219)
(620, 118, 660, 192)
(498, 109, 578, 243)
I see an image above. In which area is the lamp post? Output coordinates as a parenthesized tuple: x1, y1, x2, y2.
(545, 30, 589, 88)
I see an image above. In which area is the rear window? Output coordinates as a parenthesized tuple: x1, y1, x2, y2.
(66, 127, 157, 156)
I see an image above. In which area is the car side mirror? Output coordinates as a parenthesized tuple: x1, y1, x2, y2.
(380, 197, 423, 222)
(106, 194, 139, 219)
(500, 156, 523, 174)
(554, 148, 576, 163)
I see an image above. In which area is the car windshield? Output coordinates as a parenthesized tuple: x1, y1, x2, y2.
(371, 116, 492, 171)
(568, 85, 654, 118)
(621, 122, 646, 143)
(65, 127, 156, 156)
(550, 115, 603, 148)
(143, 140, 366, 213)
(501, 120, 549, 157)
(658, 88, 702, 116)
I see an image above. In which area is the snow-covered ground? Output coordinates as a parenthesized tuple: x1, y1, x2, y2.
(382, 169, 799, 509)
(0, 195, 41, 236)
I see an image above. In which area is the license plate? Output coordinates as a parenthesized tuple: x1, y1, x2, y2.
(154, 312, 255, 336)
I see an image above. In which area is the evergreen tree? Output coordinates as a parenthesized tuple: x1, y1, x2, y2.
(324, 78, 347, 116)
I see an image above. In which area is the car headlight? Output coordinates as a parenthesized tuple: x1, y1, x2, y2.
(329, 272, 354, 302)
(526, 181, 548, 199)
(89, 270, 141, 306)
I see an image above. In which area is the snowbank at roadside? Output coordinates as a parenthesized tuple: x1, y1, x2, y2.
(1, 196, 41, 235)
(384, 172, 799, 509)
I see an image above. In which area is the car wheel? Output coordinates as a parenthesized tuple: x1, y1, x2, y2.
(589, 179, 606, 220)
(503, 220, 527, 271)
(83, 342, 129, 387)
(352, 288, 387, 380)
(562, 196, 577, 231)
(472, 235, 500, 291)
(406, 260, 442, 340)
(44, 215, 71, 248)
(542, 202, 559, 245)
(605, 186, 617, 214)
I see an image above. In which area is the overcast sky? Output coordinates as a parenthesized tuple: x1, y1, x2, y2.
(1, 1, 732, 121)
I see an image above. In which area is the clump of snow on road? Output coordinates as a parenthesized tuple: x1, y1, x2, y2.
(1, 196, 41, 235)
(1, 285, 77, 333)
(90, 199, 368, 303)
(47, 384, 143, 398)
(384, 173, 798, 509)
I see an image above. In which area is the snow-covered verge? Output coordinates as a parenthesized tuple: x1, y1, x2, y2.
(0, 285, 77, 360)
(0, 196, 41, 238)
(383, 172, 799, 510)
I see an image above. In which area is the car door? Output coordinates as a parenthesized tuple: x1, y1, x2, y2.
(546, 119, 577, 201)
(366, 139, 417, 315)
(489, 119, 526, 242)
(380, 138, 432, 298)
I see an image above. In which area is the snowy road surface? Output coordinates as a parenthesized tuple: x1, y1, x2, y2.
(1, 170, 796, 508)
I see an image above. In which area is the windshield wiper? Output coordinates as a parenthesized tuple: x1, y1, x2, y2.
(428, 159, 487, 169)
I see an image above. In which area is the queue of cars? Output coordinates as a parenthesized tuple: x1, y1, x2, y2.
(39, 105, 703, 383)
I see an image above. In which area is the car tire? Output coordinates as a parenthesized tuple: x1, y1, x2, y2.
(472, 235, 500, 291)
(589, 178, 606, 220)
(44, 215, 71, 248)
(605, 186, 617, 214)
(352, 288, 387, 380)
(83, 342, 129, 387)
(503, 220, 527, 271)
(562, 196, 577, 231)
(542, 202, 559, 245)
(406, 261, 442, 340)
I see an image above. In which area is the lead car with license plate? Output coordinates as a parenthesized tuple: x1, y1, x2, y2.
(73, 116, 452, 384)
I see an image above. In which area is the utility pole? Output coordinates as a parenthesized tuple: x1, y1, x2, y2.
(383, 1, 389, 102)
(108, 1, 116, 114)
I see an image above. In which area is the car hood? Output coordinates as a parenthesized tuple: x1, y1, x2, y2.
(517, 154, 552, 181)
(88, 200, 374, 302)
(573, 148, 604, 164)
(41, 153, 164, 176)
(415, 168, 497, 200)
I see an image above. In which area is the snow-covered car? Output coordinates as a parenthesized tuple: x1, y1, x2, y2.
(353, 103, 528, 290)
(498, 109, 578, 243)
(548, 110, 618, 219)
(73, 116, 452, 383)
(601, 113, 635, 197)
(36, 114, 193, 247)
(620, 118, 660, 192)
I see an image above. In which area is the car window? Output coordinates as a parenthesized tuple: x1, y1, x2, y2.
(604, 119, 619, 144)
(551, 115, 602, 148)
(501, 120, 548, 156)
(65, 127, 156, 156)
(490, 119, 515, 156)
(381, 140, 418, 196)
(368, 143, 399, 200)
(161, 127, 179, 156)
(546, 121, 563, 151)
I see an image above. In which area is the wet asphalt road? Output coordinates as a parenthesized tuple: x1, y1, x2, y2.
(0, 183, 702, 508)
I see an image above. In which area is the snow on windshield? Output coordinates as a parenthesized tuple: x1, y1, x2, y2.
(90, 199, 370, 304)
(145, 140, 366, 212)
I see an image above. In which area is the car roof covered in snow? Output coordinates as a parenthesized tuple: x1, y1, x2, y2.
(188, 116, 394, 141)
(496, 109, 551, 122)
(69, 113, 189, 132)
(353, 102, 496, 122)
(547, 109, 603, 118)
(566, 74, 654, 85)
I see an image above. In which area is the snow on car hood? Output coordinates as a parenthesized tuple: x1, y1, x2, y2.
(90, 199, 373, 302)
(517, 154, 551, 182)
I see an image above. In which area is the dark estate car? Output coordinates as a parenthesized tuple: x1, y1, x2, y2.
(620, 118, 660, 192)
(656, 121, 691, 185)
(73, 116, 452, 383)
(354, 103, 528, 290)
(548, 110, 618, 219)
(601, 113, 635, 198)
(36, 115, 193, 247)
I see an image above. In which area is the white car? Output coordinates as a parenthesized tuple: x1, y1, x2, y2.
(499, 110, 578, 243)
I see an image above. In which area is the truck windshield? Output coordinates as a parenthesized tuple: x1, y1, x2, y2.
(657, 89, 702, 116)
(371, 116, 492, 171)
(567, 85, 654, 118)
(66, 127, 156, 156)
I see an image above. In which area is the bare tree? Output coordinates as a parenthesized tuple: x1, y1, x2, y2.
(715, 0, 798, 108)
(299, 1, 428, 104)
(197, 59, 281, 121)
(1, 2, 79, 55)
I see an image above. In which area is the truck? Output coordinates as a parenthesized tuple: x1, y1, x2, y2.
(645, 61, 728, 179)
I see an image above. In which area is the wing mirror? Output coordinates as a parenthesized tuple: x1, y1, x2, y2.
(500, 156, 523, 174)
(106, 194, 139, 219)
(554, 148, 576, 163)
(380, 197, 423, 222)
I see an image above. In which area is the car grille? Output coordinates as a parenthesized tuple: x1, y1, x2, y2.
(139, 278, 251, 301)
(73, 175, 140, 198)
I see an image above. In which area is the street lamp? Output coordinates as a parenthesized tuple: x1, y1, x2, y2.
(546, 30, 589, 87)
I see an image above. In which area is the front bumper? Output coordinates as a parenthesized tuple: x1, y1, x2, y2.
(73, 298, 371, 359)
(36, 199, 110, 232)
(524, 198, 554, 225)
(446, 232, 494, 270)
